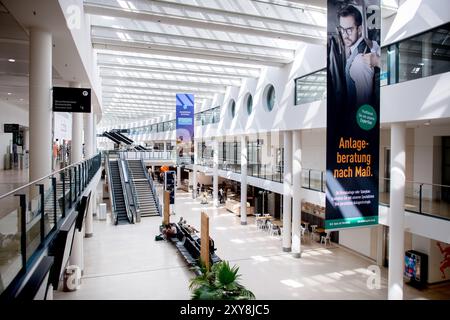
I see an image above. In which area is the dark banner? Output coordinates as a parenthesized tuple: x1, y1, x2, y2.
(326, 0, 380, 230)
(176, 93, 195, 166)
(53, 87, 91, 113)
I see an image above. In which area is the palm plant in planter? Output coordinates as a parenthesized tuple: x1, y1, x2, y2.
(189, 260, 255, 300)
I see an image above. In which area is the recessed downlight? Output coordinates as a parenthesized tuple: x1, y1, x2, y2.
(8, 58, 16, 63)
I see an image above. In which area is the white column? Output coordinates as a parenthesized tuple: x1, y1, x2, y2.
(291, 130, 302, 258)
(83, 112, 94, 158)
(193, 141, 198, 199)
(177, 166, 181, 189)
(23, 128, 30, 152)
(29, 28, 52, 182)
(388, 123, 406, 300)
(213, 139, 219, 207)
(93, 113, 98, 155)
(84, 196, 93, 238)
(240, 135, 248, 225)
(71, 82, 83, 164)
(69, 226, 84, 273)
(282, 131, 293, 252)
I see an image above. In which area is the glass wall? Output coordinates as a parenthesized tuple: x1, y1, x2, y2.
(382, 22, 450, 85)
(294, 69, 326, 105)
(195, 106, 221, 126)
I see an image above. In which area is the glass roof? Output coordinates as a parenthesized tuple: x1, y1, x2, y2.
(84, 0, 328, 126)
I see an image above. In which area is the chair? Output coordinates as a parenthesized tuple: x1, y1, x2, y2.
(255, 213, 261, 225)
(320, 232, 331, 246)
(269, 224, 279, 237)
(266, 220, 273, 233)
(310, 225, 318, 241)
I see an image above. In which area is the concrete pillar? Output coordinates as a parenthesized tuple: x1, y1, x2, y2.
(83, 112, 94, 159)
(291, 130, 302, 258)
(282, 131, 293, 252)
(213, 139, 219, 207)
(69, 226, 84, 273)
(193, 141, 198, 199)
(84, 196, 93, 238)
(71, 82, 83, 164)
(23, 128, 30, 152)
(240, 135, 248, 225)
(177, 166, 181, 189)
(388, 122, 406, 300)
(29, 28, 52, 182)
(93, 113, 98, 155)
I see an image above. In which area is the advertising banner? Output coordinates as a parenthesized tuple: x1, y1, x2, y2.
(176, 93, 195, 166)
(53, 87, 91, 113)
(326, 0, 380, 230)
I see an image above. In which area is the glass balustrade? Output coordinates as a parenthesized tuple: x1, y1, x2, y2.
(0, 153, 101, 296)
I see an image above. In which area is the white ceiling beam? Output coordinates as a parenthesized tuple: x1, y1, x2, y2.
(96, 52, 261, 75)
(101, 77, 227, 91)
(97, 61, 258, 79)
(84, 0, 325, 43)
(99, 66, 242, 86)
(102, 84, 224, 95)
(93, 42, 286, 68)
(92, 31, 295, 64)
(103, 97, 206, 104)
(91, 25, 294, 56)
(101, 89, 213, 100)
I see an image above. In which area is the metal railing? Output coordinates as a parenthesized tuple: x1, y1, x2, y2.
(0, 153, 101, 297)
(120, 150, 174, 161)
(117, 159, 133, 224)
(142, 159, 162, 216)
(379, 178, 450, 220)
(106, 154, 118, 224)
(123, 159, 140, 222)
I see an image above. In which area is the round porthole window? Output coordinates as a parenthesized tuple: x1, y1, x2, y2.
(264, 84, 275, 112)
(246, 93, 253, 115)
(229, 99, 236, 119)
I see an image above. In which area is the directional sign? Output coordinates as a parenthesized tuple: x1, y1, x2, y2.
(53, 87, 91, 113)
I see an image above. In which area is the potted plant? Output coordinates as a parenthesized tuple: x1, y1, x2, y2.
(189, 260, 255, 300)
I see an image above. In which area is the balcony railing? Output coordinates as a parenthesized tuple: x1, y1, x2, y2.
(119, 150, 175, 160)
(0, 153, 102, 297)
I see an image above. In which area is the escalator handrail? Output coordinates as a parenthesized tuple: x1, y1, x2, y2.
(106, 157, 118, 225)
(110, 131, 133, 145)
(141, 159, 162, 216)
(114, 131, 134, 145)
(118, 159, 133, 224)
(123, 160, 140, 222)
(103, 131, 122, 145)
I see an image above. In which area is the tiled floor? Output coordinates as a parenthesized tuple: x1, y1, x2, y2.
(53, 186, 450, 300)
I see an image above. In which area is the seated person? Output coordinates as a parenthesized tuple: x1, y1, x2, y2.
(162, 223, 177, 239)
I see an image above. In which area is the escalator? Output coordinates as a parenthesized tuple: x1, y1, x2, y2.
(103, 130, 147, 151)
(108, 160, 131, 224)
(103, 131, 122, 145)
(126, 160, 161, 217)
(110, 131, 134, 145)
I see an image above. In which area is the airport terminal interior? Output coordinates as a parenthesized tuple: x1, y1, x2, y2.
(0, 0, 450, 301)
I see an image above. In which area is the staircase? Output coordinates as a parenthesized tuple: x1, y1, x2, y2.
(126, 160, 159, 217)
(109, 160, 130, 224)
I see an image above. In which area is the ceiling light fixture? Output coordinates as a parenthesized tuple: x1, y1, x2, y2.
(8, 58, 16, 62)
(7, 92, 12, 95)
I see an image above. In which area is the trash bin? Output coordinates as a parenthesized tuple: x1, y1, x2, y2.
(98, 203, 107, 221)
(63, 265, 81, 292)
